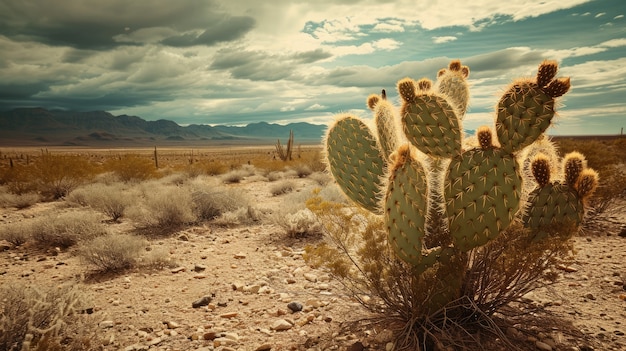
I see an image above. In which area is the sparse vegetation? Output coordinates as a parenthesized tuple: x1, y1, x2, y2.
(269, 179, 296, 196)
(67, 182, 134, 222)
(79, 233, 146, 272)
(29, 210, 108, 248)
(0, 282, 98, 351)
(127, 185, 196, 229)
(103, 154, 158, 182)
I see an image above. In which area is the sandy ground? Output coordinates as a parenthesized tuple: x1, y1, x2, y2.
(1, 175, 625, 351)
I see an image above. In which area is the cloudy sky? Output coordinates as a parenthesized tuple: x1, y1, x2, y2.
(1, 0, 624, 135)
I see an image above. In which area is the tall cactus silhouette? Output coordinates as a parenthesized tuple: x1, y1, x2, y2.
(323, 59, 598, 311)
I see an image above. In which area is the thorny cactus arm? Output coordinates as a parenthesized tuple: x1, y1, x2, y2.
(324, 114, 385, 213)
(368, 90, 401, 163)
(436, 59, 471, 118)
(496, 60, 571, 154)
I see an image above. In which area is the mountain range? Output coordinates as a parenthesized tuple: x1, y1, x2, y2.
(0, 108, 326, 146)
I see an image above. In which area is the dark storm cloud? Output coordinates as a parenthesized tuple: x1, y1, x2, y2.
(0, 0, 255, 49)
(209, 48, 332, 81)
(292, 49, 333, 63)
(162, 16, 256, 47)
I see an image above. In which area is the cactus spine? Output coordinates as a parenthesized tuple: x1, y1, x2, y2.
(324, 59, 598, 311)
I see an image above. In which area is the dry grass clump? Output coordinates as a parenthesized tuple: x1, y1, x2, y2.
(266, 171, 284, 182)
(126, 185, 196, 229)
(67, 182, 134, 222)
(103, 154, 158, 182)
(1, 154, 96, 200)
(270, 187, 322, 238)
(305, 198, 577, 350)
(270, 179, 296, 196)
(0, 221, 31, 246)
(0, 188, 40, 209)
(212, 206, 261, 227)
(221, 169, 248, 184)
(190, 181, 251, 221)
(309, 171, 332, 186)
(29, 210, 108, 248)
(0, 282, 99, 351)
(292, 164, 313, 178)
(79, 233, 146, 272)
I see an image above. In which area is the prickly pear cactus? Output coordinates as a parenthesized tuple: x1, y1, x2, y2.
(522, 152, 598, 240)
(323, 59, 598, 310)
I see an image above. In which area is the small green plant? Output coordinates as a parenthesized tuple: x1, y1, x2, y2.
(311, 60, 598, 349)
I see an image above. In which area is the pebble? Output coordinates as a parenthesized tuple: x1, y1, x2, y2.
(255, 344, 272, 351)
(287, 301, 303, 312)
(164, 321, 179, 329)
(193, 264, 207, 272)
(220, 312, 238, 319)
(171, 266, 186, 274)
(99, 320, 115, 329)
(536, 341, 552, 351)
(192, 296, 212, 308)
(271, 319, 293, 331)
(304, 273, 317, 282)
(234, 252, 247, 259)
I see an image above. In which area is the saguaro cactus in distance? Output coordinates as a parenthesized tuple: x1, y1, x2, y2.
(323, 59, 598, 313)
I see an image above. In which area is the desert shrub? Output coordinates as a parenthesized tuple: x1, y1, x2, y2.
(140, 245, 177, 269)
(127, 185, 196, 228)
(266, 171, 283, 182)
(213, 206, 260, 227)
(270, 187, 322, 237)
(79, 233, 146, 272)
(317, 183, 349, 203)
(221, 169, 247, 184)
(296, 149, 326, 173)
(29, 211, 108, 248)
(0, 282, 98, 351)
(270, 179, 296, 196)
(292, 164, 312, 178)
(309, 171, 332, 186)
(197, 161, 230, 176)
(6, 154, 96, 200)
(0, 189, 40, 209)
(278, 209, 322, 238)
(192, 187, 250, 221)
(0, 221, 31, 246)
(67, 183, 134, 221)
(103, 154, 157, 182)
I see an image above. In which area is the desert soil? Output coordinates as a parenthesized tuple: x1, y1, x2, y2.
(1, 175, 625, 351)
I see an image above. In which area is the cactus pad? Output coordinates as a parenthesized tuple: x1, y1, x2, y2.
(384, 145, 440, 271)
(445, 149, 521, 251)
(325, 114, 385, 213)
(400, 79, 462, 158)
(496, 61, 570, 154)
(437, 59, 470, 117)
(522, 184, 584, 236)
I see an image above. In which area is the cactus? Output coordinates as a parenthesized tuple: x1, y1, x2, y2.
(522, 152, 598, 240)
(275, 129, 294, 161)
(323, 59, 598, 312)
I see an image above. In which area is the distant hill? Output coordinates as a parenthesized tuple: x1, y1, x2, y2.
(0, 108, 326, 146)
